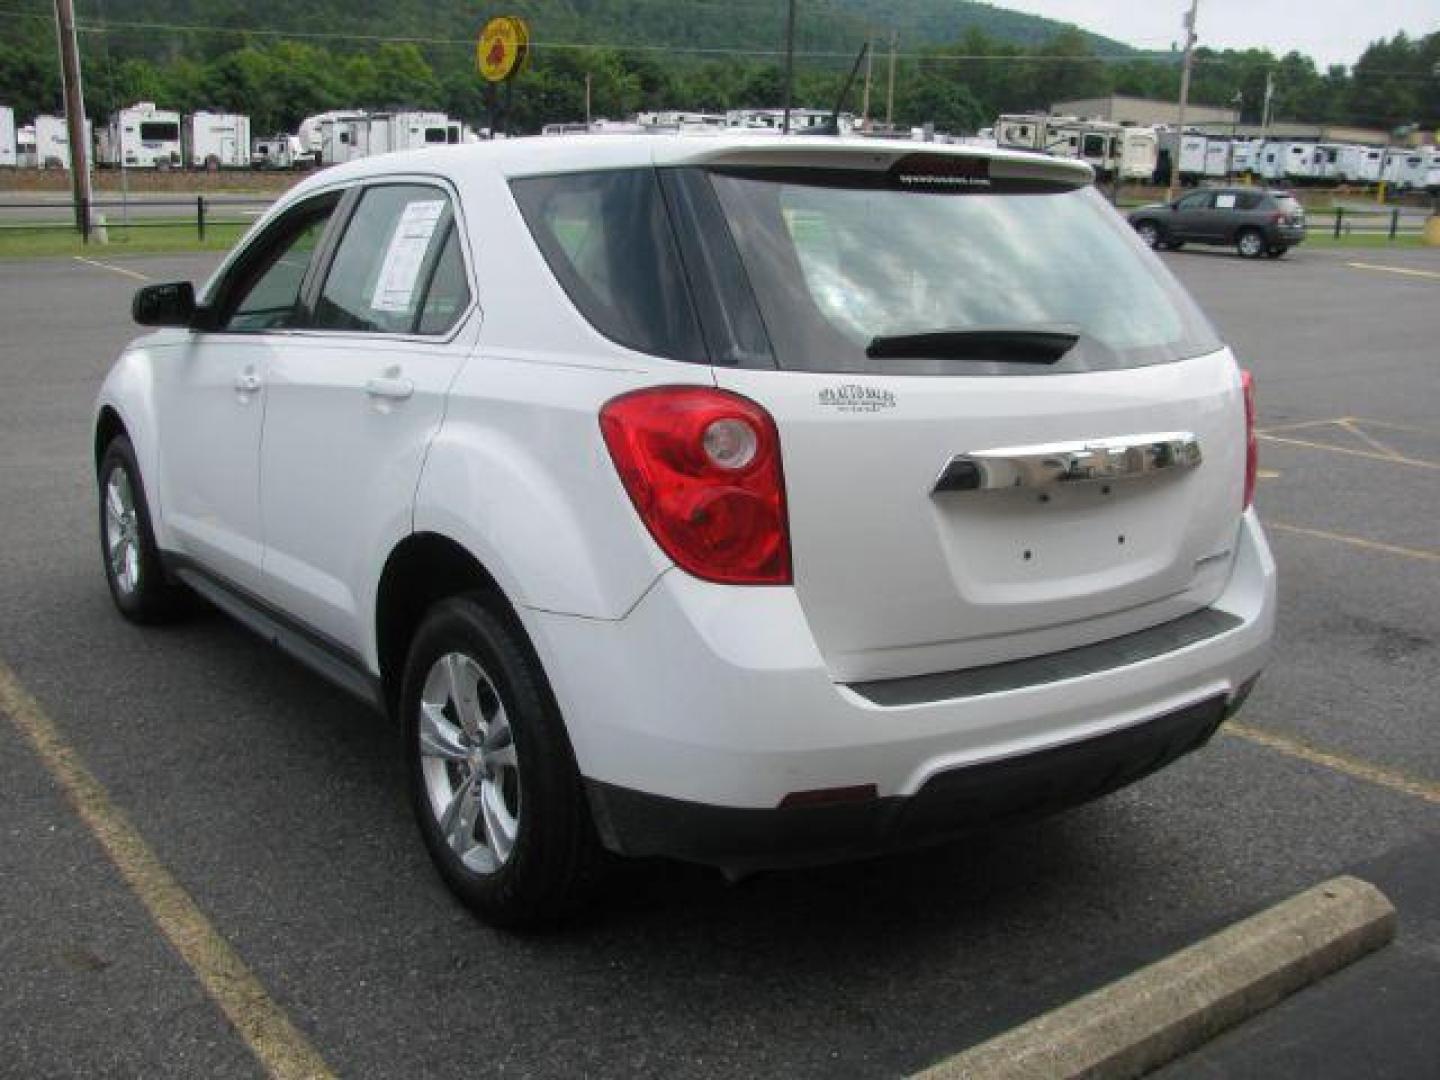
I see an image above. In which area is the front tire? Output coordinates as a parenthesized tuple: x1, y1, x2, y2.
(98, 435, 188, 623)
(401, 594, 601, 929)
(1134, 220, 1162, 249)
(1236, 229, 1266, 258)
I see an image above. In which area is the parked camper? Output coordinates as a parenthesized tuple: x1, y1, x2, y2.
(251, 134, 304, 169)
(16, 123, 35, 167)
(1203, 138, 1231, 179)
(297, 110, 365, 164)
(1177, 134, 1209, 180)
(0, 106, 15, 167)
(1230, 139, 1261, 175)
(1339, 145, 1385, 184)
(1280, 142, 1318, 182)
(102, 103, 182, 168)
(1117, 127, 1159, 181)
(34, 114, 88, 169)
(184, 112, 250, 169)
(319, 114, 371, 164)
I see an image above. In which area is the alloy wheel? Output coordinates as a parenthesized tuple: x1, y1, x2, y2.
(417, 652, 521, 874)
(103, 467, 142, 596)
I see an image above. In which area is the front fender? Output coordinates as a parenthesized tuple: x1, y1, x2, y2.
(94, 338, 171, 545)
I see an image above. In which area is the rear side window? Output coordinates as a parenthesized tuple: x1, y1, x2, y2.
(1235, 192, 1264, 210)
(313, 184, 468, 335)
(510, 169, 704, 361)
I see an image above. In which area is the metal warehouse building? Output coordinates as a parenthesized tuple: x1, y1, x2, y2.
(1051, 94, 1239, 127)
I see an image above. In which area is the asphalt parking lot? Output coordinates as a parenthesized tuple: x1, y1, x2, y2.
(1, 243, 1436, 1078)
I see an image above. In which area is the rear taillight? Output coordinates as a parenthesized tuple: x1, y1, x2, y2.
(1270, 211, 1286, 224)
(600, 387, 791, 585)
(1241, 369, 1257, 509)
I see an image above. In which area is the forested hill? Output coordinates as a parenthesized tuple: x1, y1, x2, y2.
(65, 0, 1137, 60)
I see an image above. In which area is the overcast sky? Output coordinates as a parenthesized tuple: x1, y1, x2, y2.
(993, 0, 1437, 68)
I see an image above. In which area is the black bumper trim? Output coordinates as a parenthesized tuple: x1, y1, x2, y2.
(849, 608, 1243, 708)
(585, 694, 1229, 871)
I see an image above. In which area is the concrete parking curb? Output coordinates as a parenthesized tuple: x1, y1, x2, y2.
(914, 876, 1396, 1080)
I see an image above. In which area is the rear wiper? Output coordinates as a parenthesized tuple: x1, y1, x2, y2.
(865, 326, 1081, 362)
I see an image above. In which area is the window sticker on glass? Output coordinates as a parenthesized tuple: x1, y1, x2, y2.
(1214, 193, 1237, 209)
(372, 199, 446, 312)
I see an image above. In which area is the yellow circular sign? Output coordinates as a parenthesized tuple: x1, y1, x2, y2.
(477, 16, 529, 83)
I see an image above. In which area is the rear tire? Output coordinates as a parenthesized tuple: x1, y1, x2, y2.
(1236, 229, 1266, 258)
(401, 594, 603, 929)
(1134, 220, 1162, 249)
(98, 436, 189, 623)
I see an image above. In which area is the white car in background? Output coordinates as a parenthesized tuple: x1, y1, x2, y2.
(94, 134, 1275, 927)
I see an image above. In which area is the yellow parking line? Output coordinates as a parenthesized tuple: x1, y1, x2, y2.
(0, 659, 335, 1080)
(1336, 418, 1405, 460)
(1347, 416, 1440, 438)
(1258, 432, 1440, 470)
(72, 255, 151, 282)
(1225, 722, 1440, 806)
(1266, 521, 1440, 562)
(1346, 261, 1440, 281)
(1255, 417, 1347, 436)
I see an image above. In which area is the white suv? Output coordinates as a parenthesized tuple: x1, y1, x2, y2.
(95, 135, 1275, 927)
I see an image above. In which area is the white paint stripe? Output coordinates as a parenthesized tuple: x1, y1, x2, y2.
(72, 255, 151, 282)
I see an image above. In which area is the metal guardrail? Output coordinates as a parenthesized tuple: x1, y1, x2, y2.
(0, 196, 276, 242)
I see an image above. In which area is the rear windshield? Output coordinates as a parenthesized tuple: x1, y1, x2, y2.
(512, 164, 1220, 374)
(709, 168, 1220, 374)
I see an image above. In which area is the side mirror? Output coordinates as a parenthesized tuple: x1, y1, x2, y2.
(132, 281, 196, 327)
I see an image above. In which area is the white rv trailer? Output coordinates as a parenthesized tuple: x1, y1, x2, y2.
(1176, 133, 1209, 179)
(1229, 139, 1260, 175)
(382, 111, 458, 153)
(16, 123, 35, 167)
(1278, 142, 1318, 181)
(726, 108, 854, 133)
(1116, 128, 1159, 180)
(251, 134, 304, 169)
(184, 112, 250, 169)
(995, 114, 1152, 179)
(33, 114, 92, 169)
(1310, 143, 1345, 182)
(319, 114, 371, 164)
(1203, 138, 1231, 178)
(0, 106, 15, 167)
(297, 110, 366, 163)
(103, 102, 182, 168)
(1337, 145, 1385, 184)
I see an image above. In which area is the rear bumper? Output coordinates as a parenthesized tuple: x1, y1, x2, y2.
(523, 512, 1275, 869)
(1272, 224, 1306, 246)
(586, 692, 1236, 871)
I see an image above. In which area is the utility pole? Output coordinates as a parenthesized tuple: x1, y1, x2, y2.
(860, 32, 873, 132)
(1261, 71, 1274, 138)
(585, 72, 592, 128)
(53, 0, 94, 242)
(1166, 0, 1199, 204)
(884, 28, 897, 132)
(781, 0, 796, 134)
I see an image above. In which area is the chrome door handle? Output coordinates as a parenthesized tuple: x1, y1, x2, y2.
(233, 371, 262, 394)
(365, 376, 414, 401)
